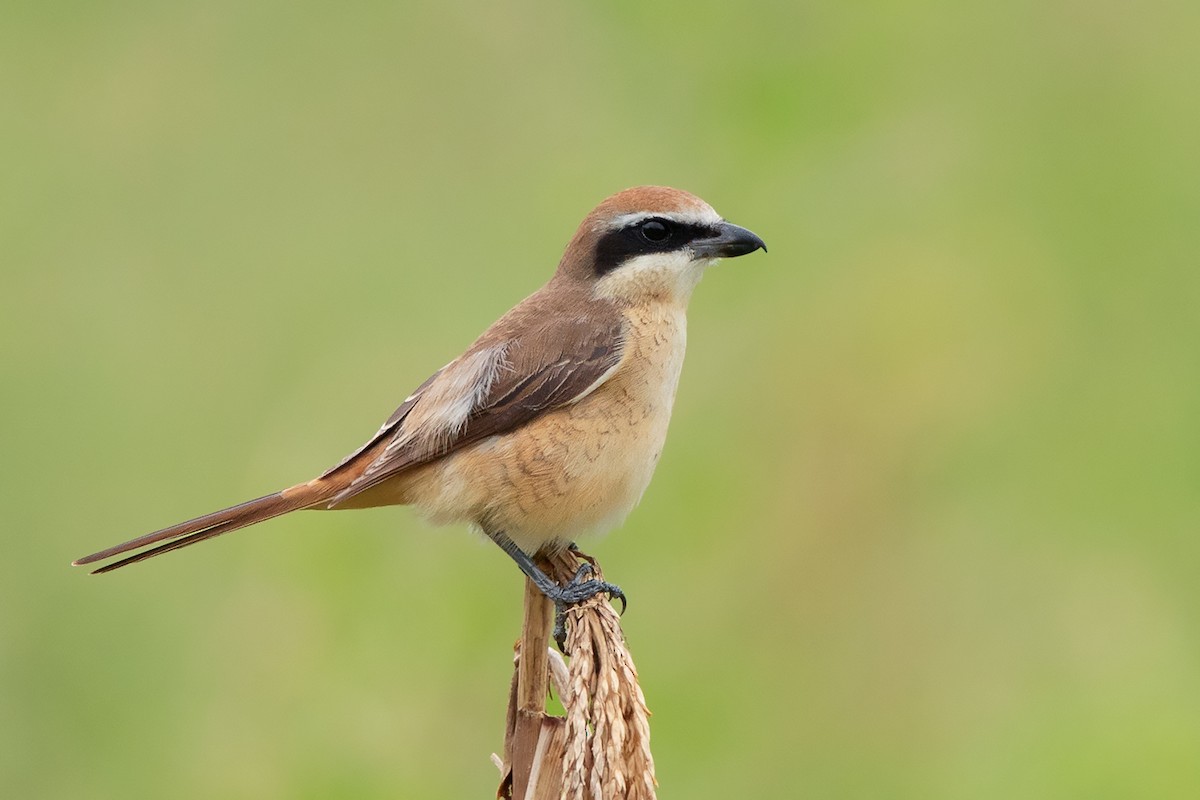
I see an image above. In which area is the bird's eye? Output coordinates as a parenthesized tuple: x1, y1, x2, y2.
(639, 219, 671, 243)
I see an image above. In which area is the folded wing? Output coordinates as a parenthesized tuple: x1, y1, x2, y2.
(328, 297, 626, 506)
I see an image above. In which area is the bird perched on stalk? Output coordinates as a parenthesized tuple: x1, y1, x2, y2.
(74, 186, 766, 642)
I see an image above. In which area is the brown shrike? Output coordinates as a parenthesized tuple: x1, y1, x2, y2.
(74, 186, 766, 635)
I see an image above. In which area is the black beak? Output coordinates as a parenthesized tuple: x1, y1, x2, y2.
(691, 221, 767, 259)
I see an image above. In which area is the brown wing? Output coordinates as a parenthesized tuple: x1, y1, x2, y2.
(318, 368, 444, 481)
(328, 298, 626, 506)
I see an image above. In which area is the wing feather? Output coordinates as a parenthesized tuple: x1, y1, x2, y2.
(328, 306, 625, 506)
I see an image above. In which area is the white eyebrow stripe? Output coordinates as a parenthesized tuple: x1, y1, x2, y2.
(606, 208, 723, 230)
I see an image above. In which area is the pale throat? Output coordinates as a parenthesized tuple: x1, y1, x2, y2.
(591, 253, 716, 308)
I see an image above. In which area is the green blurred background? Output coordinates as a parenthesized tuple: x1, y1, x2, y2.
(3, 1, 1198, 797)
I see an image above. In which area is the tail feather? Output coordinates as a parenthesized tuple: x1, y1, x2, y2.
(73, 484, 330, 574)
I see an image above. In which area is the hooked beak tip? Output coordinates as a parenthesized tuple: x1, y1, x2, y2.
(692, 221, 767, 259)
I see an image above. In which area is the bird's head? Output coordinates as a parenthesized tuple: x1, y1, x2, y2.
(555, 186, 766, 305)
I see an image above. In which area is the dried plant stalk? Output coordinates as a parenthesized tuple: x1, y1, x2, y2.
(555, 552, 656, 800)
(501, 574, 555, 800)
(495, 550, 656, 800)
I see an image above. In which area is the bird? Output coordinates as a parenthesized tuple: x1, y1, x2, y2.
(74, 185, 766, 636)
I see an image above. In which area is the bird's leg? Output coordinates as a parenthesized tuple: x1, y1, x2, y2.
(489, 531, 625, 650)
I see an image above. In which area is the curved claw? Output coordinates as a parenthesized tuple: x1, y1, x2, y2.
(548, 568, 627, 650)
(487, 531, 628, 650)
(611, 587, 627, 616)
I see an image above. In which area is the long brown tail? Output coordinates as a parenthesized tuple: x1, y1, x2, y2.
(72, 481, 334, 574)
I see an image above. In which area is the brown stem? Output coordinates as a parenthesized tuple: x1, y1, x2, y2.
(509, 573, 553, 799)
